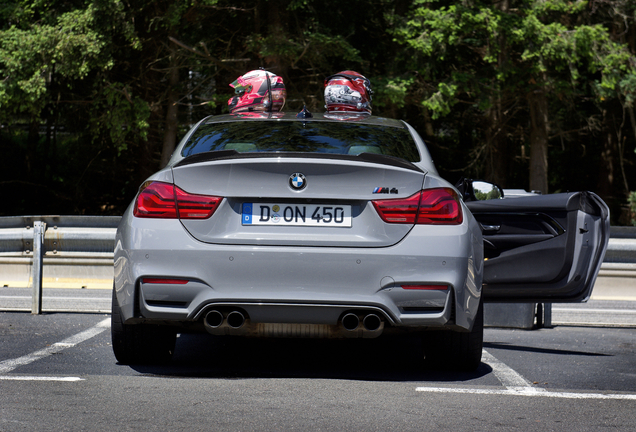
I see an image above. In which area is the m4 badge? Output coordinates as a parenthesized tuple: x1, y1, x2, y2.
(373, 187, 398, 194)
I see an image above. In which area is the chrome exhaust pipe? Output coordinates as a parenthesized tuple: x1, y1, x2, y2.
(342, 313, 360, 331)
(204, 310, 224, 329)
(227, 310, 246, 329)
(363, 314, 382, 331)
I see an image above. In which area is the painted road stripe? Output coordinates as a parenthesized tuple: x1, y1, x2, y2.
(0, 318, 110, 375)
(549, 322, 636, 327)
(416, 349, 636, 400)
(0, 376, 83, 382)
(590, 296, 636, 301)
(0, 296, 110, 301)
(481, 349, 543, 391)
(415, 386, 636, 400)
(552, 308, 636, 314)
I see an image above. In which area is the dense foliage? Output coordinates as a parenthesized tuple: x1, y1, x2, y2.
(1, 0, 635, 224)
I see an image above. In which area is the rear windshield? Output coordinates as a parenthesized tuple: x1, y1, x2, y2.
(180, 121, 420, 162)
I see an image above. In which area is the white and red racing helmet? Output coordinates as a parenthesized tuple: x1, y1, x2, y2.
(324, 71, 373, 115)
(228, 69, 286, 113)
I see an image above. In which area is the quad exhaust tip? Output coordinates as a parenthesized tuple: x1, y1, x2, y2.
(226, 310, 246, 329)
(203, 308, 382, 337)
(204, 309, 246, 330)
(204, 310, 224, 329)
(342, 312, 383, 332)
(342, 313, 360, 331)
(363, 314, 382, 331)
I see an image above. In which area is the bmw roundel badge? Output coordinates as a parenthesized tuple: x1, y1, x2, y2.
(289, 173, 307, 191)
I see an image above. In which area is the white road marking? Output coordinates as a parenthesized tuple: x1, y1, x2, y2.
(0, 296, 111, 301)
(415, 349, 636, 401)
(590, 296, 636, 301)
(551, 322, 636, 327)
(0, 318, 110, 375)
(415, 387, 636, 400)
(480, 349, 546, 393)
(552, 308, 636, 314)
(0, 376, 83, 382)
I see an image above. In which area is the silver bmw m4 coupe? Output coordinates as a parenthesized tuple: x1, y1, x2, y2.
(112, 111, 609, 370)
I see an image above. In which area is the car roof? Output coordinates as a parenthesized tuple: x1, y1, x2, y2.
(201, 112, 406, 128)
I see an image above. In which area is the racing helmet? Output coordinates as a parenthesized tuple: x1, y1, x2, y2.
(324, 71, 373, 115)
(228, 69, 286, 113)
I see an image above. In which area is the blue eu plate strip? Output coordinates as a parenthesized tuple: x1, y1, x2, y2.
(242, 203, 252, 224)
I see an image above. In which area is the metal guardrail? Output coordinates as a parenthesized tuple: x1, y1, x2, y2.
(604, 227, 636, 264)
(1, 216, 635, 315)
(0, 216, 120, 314)
(0, 215, 120, 254)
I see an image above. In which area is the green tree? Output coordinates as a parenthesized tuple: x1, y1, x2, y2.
(394, 0, 636, 194)
(0, 1, 110, 175)
(2, 0, 635, 222)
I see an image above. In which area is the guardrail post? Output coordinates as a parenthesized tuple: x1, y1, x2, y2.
(543, 303, 552, 328)
(31, 221, 46, 314)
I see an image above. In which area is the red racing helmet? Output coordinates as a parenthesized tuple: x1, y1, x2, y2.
(228, 70, 286, 113)
(324, 71, 373, 115)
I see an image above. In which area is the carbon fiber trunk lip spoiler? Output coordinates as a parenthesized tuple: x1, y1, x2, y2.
(175, 150, 424, 172)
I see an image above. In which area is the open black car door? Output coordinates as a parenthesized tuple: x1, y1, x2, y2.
(466, 192, 610, 303)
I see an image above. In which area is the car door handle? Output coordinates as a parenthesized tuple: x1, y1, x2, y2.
(480, 224, 501, 233)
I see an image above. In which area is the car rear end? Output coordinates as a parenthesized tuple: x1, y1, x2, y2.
(113, 113, 483, 346)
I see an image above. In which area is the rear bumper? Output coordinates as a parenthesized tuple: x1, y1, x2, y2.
(114, 209, 483, 332)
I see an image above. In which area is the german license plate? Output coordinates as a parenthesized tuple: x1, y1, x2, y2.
(242, 203, 352, 227)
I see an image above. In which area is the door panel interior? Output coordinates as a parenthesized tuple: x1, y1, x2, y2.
(479, 213, 565, 255)
(483, 231, 569, 283)
(466, 192, 609, 303)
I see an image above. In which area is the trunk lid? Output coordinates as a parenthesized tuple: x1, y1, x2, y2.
(171, 155, 426, 247)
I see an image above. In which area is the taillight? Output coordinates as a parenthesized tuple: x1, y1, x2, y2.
(417, 188, 463, 225)
(372, 188, 462, 225)
(372, 192, 420, 223)
(134, 182, 178, 218)
(175, 186, 222, 219)
(133, 181, 222, 219)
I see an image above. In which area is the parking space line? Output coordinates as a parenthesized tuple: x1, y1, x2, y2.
(481, 349, 544, 392)
(0, 296, 111, 301)
(415, 386, 636, 400)
(0, 376, 83, 382)
(0, 318, 110, 375)
(552, 308, 636, 314)
(415, 349, 636, 400)
(590, 296, 636, 301)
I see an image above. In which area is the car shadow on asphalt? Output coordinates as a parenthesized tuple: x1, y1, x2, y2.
(128, 333, 493, 382)
(483, 341, 611, 357)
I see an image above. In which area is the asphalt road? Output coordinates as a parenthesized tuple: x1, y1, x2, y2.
(0, 287, 112, 313)
(1, 305, 635, 430)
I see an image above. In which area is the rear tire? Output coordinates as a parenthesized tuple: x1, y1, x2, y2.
(424, 299, 483, 371)
(111, 288, 176, 365)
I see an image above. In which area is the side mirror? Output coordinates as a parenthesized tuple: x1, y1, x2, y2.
(455, 178, 504, 202)
(472, 181, 503, 200)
